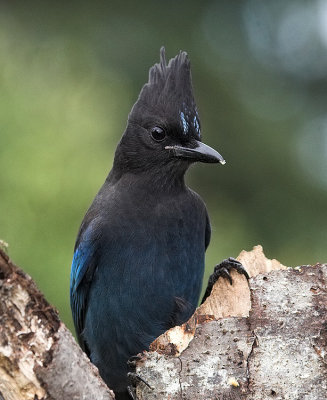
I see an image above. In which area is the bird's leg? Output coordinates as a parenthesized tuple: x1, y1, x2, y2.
(201, 257, 249, 304)
(126, 355, 152, 399)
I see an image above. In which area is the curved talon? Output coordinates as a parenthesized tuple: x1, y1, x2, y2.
(201, 257, 249, 304)
(126, 354, 152, 399)
(127, 372, 152, 389)
(127, 372, 152, 400)
(213, 257, 249, 284)
(216, 266, 233, 285)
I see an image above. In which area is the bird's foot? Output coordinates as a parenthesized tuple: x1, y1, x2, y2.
(127, 372, 152, 399)
(201, 257, 249, 303)
(127, 355, 152, 399)
(212, 257, 249, 286)
(127, 354, 142, 369)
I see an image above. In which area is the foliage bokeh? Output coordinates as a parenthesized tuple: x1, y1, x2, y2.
(1, 0, 327, 332)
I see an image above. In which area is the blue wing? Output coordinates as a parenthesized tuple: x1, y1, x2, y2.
(205, 210, 211, 250)
(70, 224, 98, 351)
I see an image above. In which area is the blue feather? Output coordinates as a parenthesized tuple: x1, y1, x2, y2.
(180, 110, 189, 134)
(70, 224, 98, 348)
(70, 240, 93, 292)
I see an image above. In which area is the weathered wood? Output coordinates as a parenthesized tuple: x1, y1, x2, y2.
(1, 244, 326, 400)
(135, 246, 327, 399)
(0, 249, 114, 400)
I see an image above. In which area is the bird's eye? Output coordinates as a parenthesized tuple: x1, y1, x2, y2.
(150, 126, 166, 142)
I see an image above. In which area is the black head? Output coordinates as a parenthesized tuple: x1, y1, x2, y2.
(131, 47, 202, 141)
(113, 47, 225, 176)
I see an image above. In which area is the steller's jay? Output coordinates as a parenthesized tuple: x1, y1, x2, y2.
(70, 48, 248, 399)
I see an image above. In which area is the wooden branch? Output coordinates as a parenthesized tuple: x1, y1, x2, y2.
(0, 249, 114, 400)
(1, 244, 326, 399)
(134, 246, 327, 399)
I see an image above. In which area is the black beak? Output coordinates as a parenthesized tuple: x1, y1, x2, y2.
(165, 140, 226, 164)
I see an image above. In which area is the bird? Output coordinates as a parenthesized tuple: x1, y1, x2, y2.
(70, 47, 246, 399)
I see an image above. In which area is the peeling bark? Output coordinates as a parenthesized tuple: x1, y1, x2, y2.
(135, 246, 327, 399)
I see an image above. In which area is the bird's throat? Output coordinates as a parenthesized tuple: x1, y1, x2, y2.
(109, 163, 188, 196)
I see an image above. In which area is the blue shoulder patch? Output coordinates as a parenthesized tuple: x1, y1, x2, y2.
(70, 223, 98, 345)
(70, 240, 94, 293)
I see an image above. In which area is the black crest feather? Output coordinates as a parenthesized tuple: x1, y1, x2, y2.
(148, 47, 190, 85)
(130, 47, 201, 140)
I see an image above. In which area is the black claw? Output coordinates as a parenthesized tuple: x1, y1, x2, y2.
(215, 257, 249, 282)
(127, 372, 153, 399)
(127, 372, 152, 389)
(127, 354, 143, 368)
(126, 353, 152, 399)
(217, 266, 233, 285)
(201, 257, 249, 303)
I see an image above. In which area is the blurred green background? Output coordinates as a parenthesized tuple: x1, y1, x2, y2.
(1, 0, 327, 332)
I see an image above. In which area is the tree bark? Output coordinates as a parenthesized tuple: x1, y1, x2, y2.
(0, 249, 114, 400)
(134, 246, 327, 399)
(0, 245, 326, 400)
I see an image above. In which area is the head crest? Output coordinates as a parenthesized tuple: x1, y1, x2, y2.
(131, 47, 201, 139)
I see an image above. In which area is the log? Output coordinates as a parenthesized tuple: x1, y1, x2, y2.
(1, 244, 327, 400)
(134, 246, 327, 399)
(0, 248, 114, 400)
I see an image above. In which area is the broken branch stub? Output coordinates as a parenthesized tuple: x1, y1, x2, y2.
(135, 245, 327, 399)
